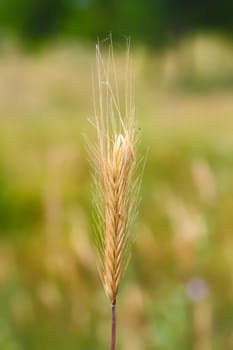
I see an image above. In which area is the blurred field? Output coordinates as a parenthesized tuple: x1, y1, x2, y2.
(0, 36, 233, 350)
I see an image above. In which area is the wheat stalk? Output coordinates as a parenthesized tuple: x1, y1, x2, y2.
(89, 37, 140, 350)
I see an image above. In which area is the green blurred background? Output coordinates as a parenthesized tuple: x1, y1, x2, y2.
(0, 1, 233, 349)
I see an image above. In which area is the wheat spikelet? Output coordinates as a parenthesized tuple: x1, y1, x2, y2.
(89, 38, 139, 307)
(103, 131, 135, 303)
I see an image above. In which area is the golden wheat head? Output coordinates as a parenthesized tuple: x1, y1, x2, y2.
(89, 38, 140, 305)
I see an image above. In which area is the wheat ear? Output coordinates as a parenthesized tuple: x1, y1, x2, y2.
(89, 38, 139, 350)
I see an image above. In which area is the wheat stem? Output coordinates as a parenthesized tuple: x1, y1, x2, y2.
(111, 299, 117, 350)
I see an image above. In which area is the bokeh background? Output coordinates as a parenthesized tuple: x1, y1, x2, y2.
(0, 1, 233, 349)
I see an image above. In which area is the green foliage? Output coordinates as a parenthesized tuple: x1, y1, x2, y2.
(0, 0, 233, 47)
(151, 286, 190, 350)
